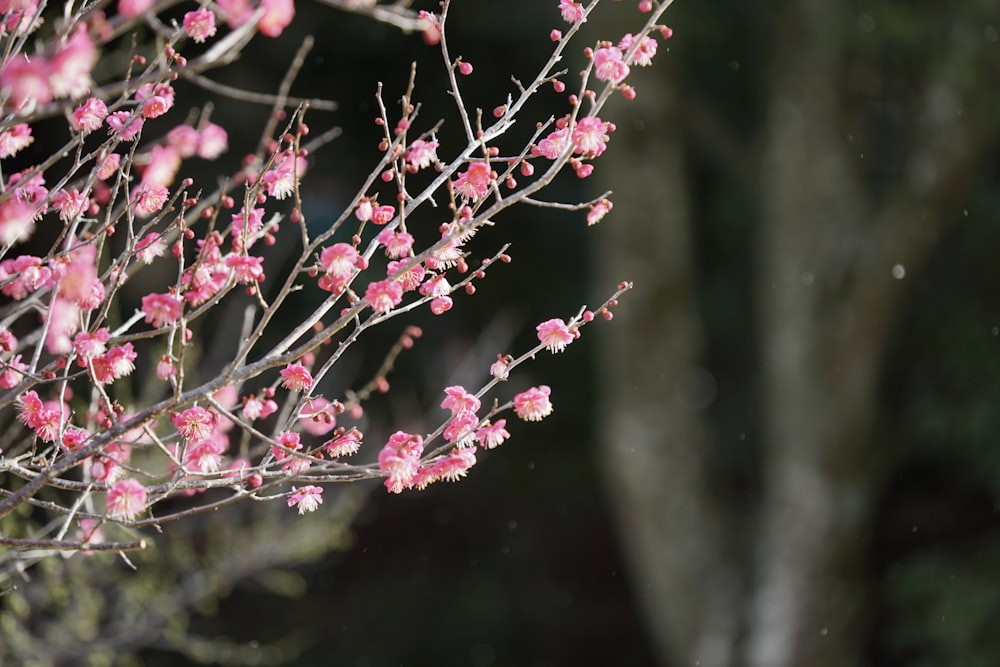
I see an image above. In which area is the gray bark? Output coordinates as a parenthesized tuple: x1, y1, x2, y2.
(593, 66, 740, 666)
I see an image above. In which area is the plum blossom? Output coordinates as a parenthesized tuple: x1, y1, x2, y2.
(183, 7, 217, 42)
(131, 183, 169, 216)
(258, 0, 294, 37)
(377, 229, 415, 259)
(0, 123, 32, 158)
(71, 97, 108, 134)
(536, 318, 575, 353)
(141, 292, 183, 328)
(323, 429, 362, 457)
(587, 198, 613, 226)
(171, 406, 217, 444)
(378, 431, 425, 493)
(593, 46, 630, 84)
(405, 139, 439, 171)
(558, 0, 585, 24)
(197, 122, 228, 159)
(476, 419, 510, 449)
(513, 385, 553, 421)
(279, 362, 313, 391)
(619, 33, 658, 66)
(106, 479, 147, 521)
(52, 188, 91, 223)
(287, 485, 323, 514)
(106, 111, 144, 141)
(572, 116, 611, 158)
(535, 127, 569, 160)
(452, 161, 495, 201)
(365, 278, 403, 314)
(49, 24, 97, 99)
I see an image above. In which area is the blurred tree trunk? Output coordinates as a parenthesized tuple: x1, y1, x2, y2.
(593, 65, 741, 666)
(594, 2, 983, 666)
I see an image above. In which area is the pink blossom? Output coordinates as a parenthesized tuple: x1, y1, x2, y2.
(61, 426, 90, 452)
(558, 0, 585, 24)
(378, 431, 424, 493)
(136, 232, 166, 264)
(323, 429, 362, 457)
(258, 0, 294, 37)
(0, 327, 16, 353)
(117, 0, 153, 17)
(97, 153, 121, 180)
(490, 354, 511, 380)
(271, 430, 301, 461)
(52, 188, 91, 223)
(54, 244, 104, 309)
(593, 47, 630, 84)
(535, 127, 569, 160)
(354, 198, 374, 222)
(1, 0, 41, 35)
(619, 33, 658, 67)
(0, 255, 51, 298)
(17, 390, 51, 431)
(453, 161, 495, 201)
(365, 278, 403, 314)
(216, 0, 254, 28)
(106, 479, 147, 521)
(371, 204, 395, 225)
(419, 273, 451, 298)
(181, 238, 229, 306)
(431, 447, 477, 482)
(572, 116, 610, 157)
(0, 197, 37, 246)
(167, 124, 200, 157)
(197, 122, 228, 159)
(183, 7, 217, 42)
(444, 411, 478, 447)
(418, 9, 441, 45)
(405, 139, 439, 171)
(0, 123, 32, 158)
(242, 393, 278, 421)
(49, 25, 96, 99)
(280, 362, 313, 391)
(73, 328, 110, 366)
(441, 385, 481, 417)
(156, 355, 176, 380)
(430, 296, 452, 315)
(141, 144, 181, 187)
(131, 183, 169, 216)
(287, 485, 323, 514)
(0, 354, 27, 388)
(476, 419, 510, 449)
(141, 292, 183, 328)
(513, 385, 553, 422)
(71, 97, 108, 134)
(377, 229, 414, 259)
(91, 343, 136, 383)
(536, 317, 575, 353)
(43, 297, 80, 354)
(0, 54, 52, 112)
(185, 440, 226, 473)
(226, 254, 265, 283)
(171, 406, 217, 444)
(386, 259, 425, 292)
(232, 206, 265, 250)
(106, 111, 144, 141)
(587, 198, 613, 225)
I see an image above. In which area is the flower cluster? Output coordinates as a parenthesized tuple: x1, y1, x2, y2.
(0, 0, 668, 559)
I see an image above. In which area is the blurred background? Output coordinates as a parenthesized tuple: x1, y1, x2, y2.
(5, 1, 1000, 666)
